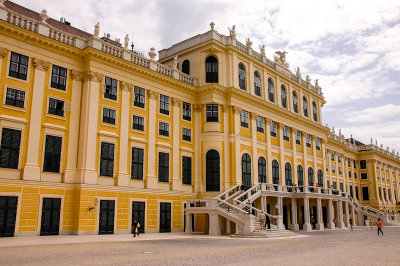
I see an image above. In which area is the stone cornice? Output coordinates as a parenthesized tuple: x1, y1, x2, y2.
(70, 70, 84, 81)
(193, 104, 203, 112)
(32, 58, 50, 71)
(84, 71, 104, 82)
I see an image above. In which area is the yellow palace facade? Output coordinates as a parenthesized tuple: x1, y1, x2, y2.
(0, 1, 399, 237)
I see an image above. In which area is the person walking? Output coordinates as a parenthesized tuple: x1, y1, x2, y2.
(377, 218, 383, 236)
(369, 219, 373, 230)
(349, 217, 353, 231)
(364, 218, 369, 230)
(259, 212, 266, 230)
(265, 214, 271, 229)
(132, 219, 140, 237)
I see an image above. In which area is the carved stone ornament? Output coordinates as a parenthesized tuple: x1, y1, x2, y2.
(40, 9, 49, 22)
(221, 105, 227, 112)
(228, 25, 237, 39)
(121, 81, 133, 92)
(232, 106, 241, 114)
(94, 22, 100, 37)
(315, 79, 319, 88)
(171, 97, 181, 107)
(147, 90, 159, 100)
(246, 37, 252, 48)
(32, 58, 50, 71)
(70, 70, 84, 81)
(306, 75, 311, 83)
(84, 71, 104, 82)
(148, 48, 157, 61)
(250, 112, 257, 120)
(124, 34, 129, 49)
(259, 45, 265, 57)
(193, 104, 203, 112)
(210, 22, 215, 30)
(296, 67, 301, 78)
(173, 56, 179, 70)
(0, 47, 7, 58)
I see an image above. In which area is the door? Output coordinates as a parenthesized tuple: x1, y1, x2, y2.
(99, 200, 115, 234)
(160, 202, 171, 233)
(132, 201, 145, 234)
(206, 150, 220, 191)
(40, 198, 61, 236)
(283, 205, 288, 230)
(241, 153, 251, 188)
(0, 196, 18, 237)
(322, 206, 327, 227)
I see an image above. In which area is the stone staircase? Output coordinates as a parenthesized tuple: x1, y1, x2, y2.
(232, 220, 297, 238)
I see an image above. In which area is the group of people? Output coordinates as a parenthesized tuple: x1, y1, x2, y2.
(365, 218, 384, 236)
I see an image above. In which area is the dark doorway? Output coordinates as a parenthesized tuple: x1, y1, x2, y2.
(311, 206, 317, 227)
(322, 206, 327, 227)
(0, 196, 18, 237)
(300, 206, 304, 230)
(99, 200, 115, 234)
(283, 205, 288, 230)
(132, 201, 145, 234)
(40, 198, 61, 236)
(160, 202, 171, 233)
(206, 150, 220, 192)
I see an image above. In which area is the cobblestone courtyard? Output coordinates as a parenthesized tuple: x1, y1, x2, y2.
(1, 227, 400, 265)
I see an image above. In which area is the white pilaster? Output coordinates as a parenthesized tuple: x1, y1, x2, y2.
(146, 90, 159, 188)
(250, 112, 257, 186)
(194, 104, 202, 192)
(303, 197, 312, 231)
(233, 106, 241, 185)
(278, 123, 285, 186)
(172, 98, 181, 190)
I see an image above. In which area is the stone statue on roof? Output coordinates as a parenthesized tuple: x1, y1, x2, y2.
(296, 67, 301, 78)
(173, 56, 179, 70)
(306, 75, 311, 83)
(246, 37, 252, 48)
(124, 34, 129, 49)
(259, 44, 265, 57)
(228, 25, 237, 39)
(94, 22, 100, 37)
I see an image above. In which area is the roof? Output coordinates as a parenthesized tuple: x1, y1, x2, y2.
(4, 1, 92, 39)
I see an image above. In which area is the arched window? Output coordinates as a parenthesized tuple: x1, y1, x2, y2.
(242, 153, 251, 188)
(254, 71, 261, 96)
(292, 91, 298, 113)
(182, 59, 190, 75)
(308, 167, 314, 186)
(205, 56, 218, 83)
(303, 96, 308, 117)
(272, 160, 279, 185)
(281, 85, 287, 108)
(206, 150, 220, 191)
(297, 165, 304, 186)
(285, 163, 292, 186)
(268, 78, 274, 102)
(238, 63, 246, 90)
(258, 157, 266, 183)
(317, 169, 323, 187)
(312, 101, 318, 122)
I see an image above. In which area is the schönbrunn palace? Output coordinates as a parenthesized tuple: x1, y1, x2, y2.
(0, 0, 399, 237)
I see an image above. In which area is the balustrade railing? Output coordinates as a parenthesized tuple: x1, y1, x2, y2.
(186, 199, 210, 208)
(156, 63, 173, 77)
(49, 28, 76, 46)
(6, 11, 38, 33)
(101, 41, 123, 58)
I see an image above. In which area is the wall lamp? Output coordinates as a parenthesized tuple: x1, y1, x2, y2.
(88, 198, 99, 211)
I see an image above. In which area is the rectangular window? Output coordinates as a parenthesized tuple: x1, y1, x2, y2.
(306, 134, 311, 148)
(256, 116, 264, 133)
(332, 165, 336, 173)
(348, 158, 351, 168)
(339, 167, 342, 175)
(0, 128, 21, 169)
(102, 107, 116, 125)
(104, 77, 117, 100)
(134, 86, 145, 108)
(51, 65, 67, 91)
(340, 183, 344, 192)
(100, 142, 114, 177)
(158, 152, 169, 182)
(361, 173, 368, 179)
(377, 173, 379, 179)
(333, 181, 337, 189)
(240, 110, 249, 128)
(362, 187, 369, 201)
(376, 161, 379, 169)
(5, 87, 25, 108)
(315, 137, 321, 150)
(349, 171, 352, 178)
(182, 156, 192, 185)
(206, 104, 218, 122)
(331, 151, 335, 161)
(48, 98, 64, 117)
(9, 52, 28, 80)
(159, 121, 169, 136)
(360, 160, 367, 169)
(183, 102, 191, 121)
(296, 131, 301, 145)
(131, 147, 144, 180)
(388, 189, 391, 201)
(350, 185, 353, 198)
(283, 126, 290, 141)
(355, 186, 359, 200)
(338, 153, 342, 163)
(326, 164, 329, 172)
(43, 135, 62, 173)
(182, 128, 191, 141)
(354, 160, 357, 169)
(379, 187, 382, 201)
(132, 115, 144, 131)
(160, 94, 170, 115)
(270, 121, 277, 137)
(354, 172, 357, 179)
(383, 188, 387, 200)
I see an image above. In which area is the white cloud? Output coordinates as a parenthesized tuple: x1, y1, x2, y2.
(344, 104, 400, 123)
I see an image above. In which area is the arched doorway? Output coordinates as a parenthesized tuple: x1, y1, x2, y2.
(206, 150, 220, 191)
(242, 153, 251, 188)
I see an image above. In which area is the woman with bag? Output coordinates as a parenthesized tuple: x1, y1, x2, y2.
(132, 219, 140, 237)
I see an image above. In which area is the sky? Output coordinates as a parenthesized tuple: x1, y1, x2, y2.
(13, 0, 400, 153)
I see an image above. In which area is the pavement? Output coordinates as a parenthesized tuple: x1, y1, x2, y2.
(1, 226, 400, 265)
